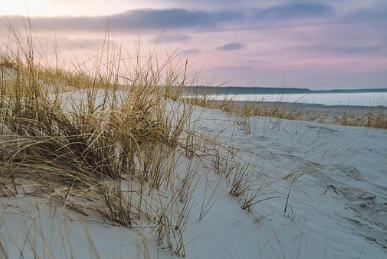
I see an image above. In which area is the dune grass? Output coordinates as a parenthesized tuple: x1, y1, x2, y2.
(0, 20, 269, 258)
(186, 93, 387, 130)
(0, 21, 206, 257)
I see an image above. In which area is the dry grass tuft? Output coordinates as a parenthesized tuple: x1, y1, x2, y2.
(0, 21, 202, 257)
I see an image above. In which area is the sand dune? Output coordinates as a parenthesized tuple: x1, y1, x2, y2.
(1, 94, 386, 259)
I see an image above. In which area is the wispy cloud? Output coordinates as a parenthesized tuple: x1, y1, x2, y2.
(182, 48, 201, 55)
(343, 6, 387, 23)
(1, 3, 338, 34)
(217, 42, 244, 51)
(251, 3, 335, 20)
(292, 45, 386, 56)
(2, 8, 242, 33)
(150, 33, 191, 44)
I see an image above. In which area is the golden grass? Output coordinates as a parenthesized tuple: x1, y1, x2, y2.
(0, 21, 203, 257)
(188, 97, 387, 130)
(1, 19, 271, 259)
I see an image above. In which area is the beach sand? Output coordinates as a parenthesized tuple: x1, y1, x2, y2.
(1, 93, 386, 259)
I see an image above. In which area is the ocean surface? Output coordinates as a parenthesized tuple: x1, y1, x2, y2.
(183, 87, 387, 107)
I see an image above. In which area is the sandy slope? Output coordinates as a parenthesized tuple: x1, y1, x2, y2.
(189, 106, 387, 258)
(1, 103, 386, 259)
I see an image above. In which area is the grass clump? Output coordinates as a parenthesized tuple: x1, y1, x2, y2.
(336, 106, 387, 129)
(0, 23, 199, 257)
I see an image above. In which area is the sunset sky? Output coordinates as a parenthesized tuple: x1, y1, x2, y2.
(0, 0, 386, 89)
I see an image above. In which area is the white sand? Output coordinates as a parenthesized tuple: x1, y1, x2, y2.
(1, 98, 386, 259)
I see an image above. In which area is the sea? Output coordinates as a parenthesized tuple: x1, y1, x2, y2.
(183, 87, 387, 107)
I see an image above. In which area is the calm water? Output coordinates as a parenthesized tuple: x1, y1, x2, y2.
(194, 92, 387, 107)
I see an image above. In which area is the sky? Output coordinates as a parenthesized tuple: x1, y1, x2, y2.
(0, 0, 386, 89)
